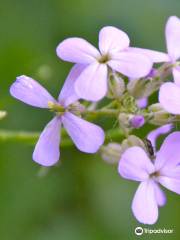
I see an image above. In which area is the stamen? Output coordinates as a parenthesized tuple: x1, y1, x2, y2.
(149, 171, 160, 178)
(48, 101, 65, 114)
(98, 54, 110, 64)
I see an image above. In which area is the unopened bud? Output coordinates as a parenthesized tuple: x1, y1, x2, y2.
(121, 135, 145, 152)
(107, 72, 125, 99)
(119, 113, 145, 132)
(0, 111, 7, 120)
(119, 113, 132, 133)
(127, 77, 160, 99)
(130, 115, 145, 129)
(148, 103, 174, 125)
(100, 143, 122, 164)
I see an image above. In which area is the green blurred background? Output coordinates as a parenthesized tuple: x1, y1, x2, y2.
(0, 0, 179, 239)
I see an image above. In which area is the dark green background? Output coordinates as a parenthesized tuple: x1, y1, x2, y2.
(0, 0, 179, 239)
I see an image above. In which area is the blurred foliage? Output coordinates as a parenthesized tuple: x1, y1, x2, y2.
(0, 0, 180, 239)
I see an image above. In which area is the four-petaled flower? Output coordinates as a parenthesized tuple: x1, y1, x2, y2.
(118, 132, 180, 224)
(10, 65, 105, 166)
(56, 26, 153, 101)
(8, 16, 180, 225)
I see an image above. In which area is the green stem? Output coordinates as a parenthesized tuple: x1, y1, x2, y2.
(83, 109, 119, 117)
(0, 128, 124, 146)
(0, 129, 71, 147)
(101, 100, 118, 110)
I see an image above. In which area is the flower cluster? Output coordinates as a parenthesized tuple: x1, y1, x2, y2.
(9, 16, 180, 225)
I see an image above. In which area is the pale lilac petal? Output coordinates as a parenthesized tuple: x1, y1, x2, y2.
(132, 180, 158, 224)
(147, 124, 173, 150)
(58, 64, 86, 106)
(129, 47, 170, 62)
(99, 26, 130, 55)
(153, 182, 166, 207)
(62, 112, 105, 153)
(108, 52, 152, 78)
(163, 165, 180, 179)
(158, 176, 180, 194)
(75, 62, 108, 101)
(155, 132, 180, 171)
(33, 117, 61, 166)
(173, 66, 180, 86)
(165, 16, 180, 61)
(159, 82, 180, 114)
(136, 97, 148, 109)
(10, 75, 55, 108)
(118, 147, 154, 181)
(56, 38, 100, 64)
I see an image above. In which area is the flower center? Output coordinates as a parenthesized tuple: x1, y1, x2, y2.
(48, 101, 65, 115)
(98, 54, 110, 64)
(149, 171, 160, 179)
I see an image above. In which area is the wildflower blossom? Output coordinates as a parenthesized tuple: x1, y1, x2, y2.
(131, 16, 180, 84)
(56, 26, 152, 101)
(118, 132, 180, 224)
(10, 65, 105, 166)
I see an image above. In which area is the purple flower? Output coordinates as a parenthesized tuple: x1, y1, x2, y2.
(159, 82, 180, 114)
(118, 132, 180, 224)
(10, 65, 105, 166)
(130, 16, 180, 84)
(56, 26, 153, 101)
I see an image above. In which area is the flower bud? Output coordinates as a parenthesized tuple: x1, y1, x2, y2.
(121, 135, 145, 152)
(148, 103, 174, 125)
(0, 111, 7, 120)
(119, 113, 145, 132)
(130, 115, 145, 129)
(127, 76, 160, 99)
(100, 143, 122, 164)
(107, 72, 125, 99)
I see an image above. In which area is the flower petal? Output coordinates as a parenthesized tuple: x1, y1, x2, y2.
(132, 180, 158, 224)
(118, 146, 154, 182)
(75, 62, 108, 101)
(10, 75, 55, 108)
(108, 52, 152, 78)
(165, 16, 180, 61)
(159, 82, 180, 114)
(99, 26, 130, 55)
(58, 64, 86, 106)
(62, 112, 105, 153)
(147, 124, 173, 150)
(56, 38, 100, 64)
(136, 97, 148, 109)
(158, 176, 180, 195)
(155, 132, 180, 171)
(33, 117, 61, 166)
(173, 66, 180, 86)
(153, 182, 166, 207)
(129, 47, 170, 63)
